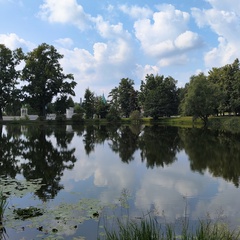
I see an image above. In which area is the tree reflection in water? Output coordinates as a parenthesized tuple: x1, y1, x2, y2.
(1, 123, 240, 202)
(0, 125, 23, 178)
(139, 125, 181, 168)
(0, 125, 77, 201)
(179, 128, 240, 187)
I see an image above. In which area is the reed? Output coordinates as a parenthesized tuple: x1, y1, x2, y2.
(99, 215, 240, 240)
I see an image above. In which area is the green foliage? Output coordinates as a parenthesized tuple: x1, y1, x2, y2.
(0, 44, 23, 120)
(72, 113, 84, 123)
(140, 74, 178, 119)
(83, 88, 95, 119)
(95, 95, 109, 118)
(129, 110, 141, 122)
(108, 78, 139, 118)
(55, 114, 66, 123)
(208, 58, 240, 115)
(54, 96, 74, 114)
(106, 107, 121, 122)
(99, 214, 240, 240)
(74, 103, 85, 114)
(181, 73, 220, 125)
(22, 43, 76, 118)
(118, 78, 139, 117)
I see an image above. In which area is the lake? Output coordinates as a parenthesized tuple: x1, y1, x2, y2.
(1, 124, 240, 239)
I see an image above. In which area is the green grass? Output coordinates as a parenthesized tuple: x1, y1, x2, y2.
(98, 216, 240, 240)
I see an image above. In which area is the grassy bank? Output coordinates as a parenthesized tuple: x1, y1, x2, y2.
(1, 115, 240, 134)
(154, 116, 240, 134)
(99, 216, 240, 240)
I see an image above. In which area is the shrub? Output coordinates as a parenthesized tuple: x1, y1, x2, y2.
(37, 116, 45, 121)
(72, 113, 84, 123)
(106, 107, 121, 122)
(55, 114, 66, 123)
(130, 110, 141, 122)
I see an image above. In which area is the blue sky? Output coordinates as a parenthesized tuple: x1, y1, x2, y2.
(0, 0, 239, 101)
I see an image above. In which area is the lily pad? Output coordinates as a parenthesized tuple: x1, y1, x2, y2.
(13, 207, 44, 220)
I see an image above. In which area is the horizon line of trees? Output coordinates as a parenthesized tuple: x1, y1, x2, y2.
(1, 42, 240, 124)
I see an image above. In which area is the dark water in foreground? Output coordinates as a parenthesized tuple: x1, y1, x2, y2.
(1, 124, 240, 239)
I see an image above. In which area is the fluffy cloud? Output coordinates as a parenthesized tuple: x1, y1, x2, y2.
(93, 15, 131, 40)
(134, 4, 203, 66)
(204, 37, 237, 67)
(135, 64, 160, 80)
(38, 0, 92, 30)
(58, 36, 135, 98)
(207, 0, 240, 12)
(192, 0, 240, 67)
(119, 4, 153, 19)
(55, 38, 74, 48)
(0, 33, 34, 50)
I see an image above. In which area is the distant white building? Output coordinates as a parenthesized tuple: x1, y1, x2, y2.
(66, 107, 74, 119)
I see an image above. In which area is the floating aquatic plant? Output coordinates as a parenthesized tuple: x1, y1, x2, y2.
(13, 206, 44, 220)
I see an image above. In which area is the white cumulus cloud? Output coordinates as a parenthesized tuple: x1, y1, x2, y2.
(134, 4, 202, 66)
(0, 33, 34, 50)
(38, 0, 92, 30)
(192, 0, 240, 67)
(119, 4, 153, 19)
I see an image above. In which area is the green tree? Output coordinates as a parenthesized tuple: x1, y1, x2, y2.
(0, 44, 23, 120)
(54, 96, 74, 114)
(139, 74, 178, 119)
(83, 88, 95, 119)
(109, 78, 139, 118)
(95, 95, 109, 118)
(208, 58, 240, 115)
(182, 73, 219, 126)
(22, 43, 76, 118)
(106, 106, 121, 122)
(118, 78, 139, 117)
(74, 102, 85, 115)
(108, 87, 119, 110)
(227, 59, 240, 114)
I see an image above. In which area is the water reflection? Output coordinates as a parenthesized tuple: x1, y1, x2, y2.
(2, 124, 240, 193)
(108, 125, 140, 163)
(1, 124, 240, 239)
(0, 125, 22, 178)
(179, 128, 240, 187)
(139, 125, 181, 168)
(1, 125, 77, 201)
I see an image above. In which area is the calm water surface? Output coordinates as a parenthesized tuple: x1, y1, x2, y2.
(1, 124, 240, 239)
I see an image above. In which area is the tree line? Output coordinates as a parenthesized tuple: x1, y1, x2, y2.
(1, 42, 240, 123)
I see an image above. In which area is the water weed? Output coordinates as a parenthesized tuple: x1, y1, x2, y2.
(98, 214, 240, 240)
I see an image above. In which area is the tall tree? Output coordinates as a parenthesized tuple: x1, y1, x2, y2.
(108, 87, 120, 110)
(208, 58, 240, 115)
(0, 44, 23, 120)
(139, 74, 178, 119)
(95, 95, 109, 118)
(181, 73, 219, 126)
(118, 78, 139, 117)
(83, 88, 95, 119)
(22, 43, 76, 118)
(54, 96, 74, 114)
(109, 78, 139, 118)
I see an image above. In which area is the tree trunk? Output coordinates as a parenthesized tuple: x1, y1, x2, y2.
(203, 116, 208, 127)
